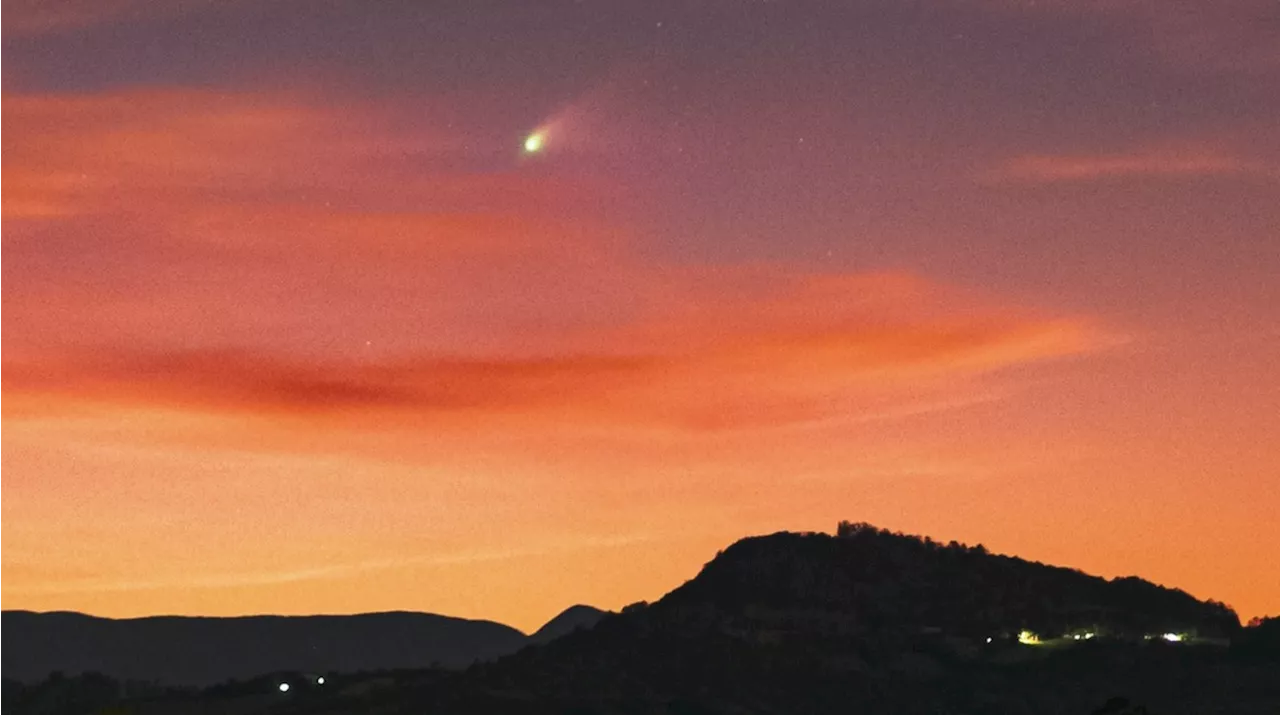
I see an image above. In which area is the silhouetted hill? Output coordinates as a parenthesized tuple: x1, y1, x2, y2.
(9, 526, 1278, 714)
(0, 610, 525, 686)
(657, 523, 1240, 640)
(377, 525, 1271, 714)
(529, 605, 609, 645)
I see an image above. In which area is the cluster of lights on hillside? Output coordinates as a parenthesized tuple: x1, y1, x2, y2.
(278, 676, 325, 693)
(1007, 630, 1189, 646)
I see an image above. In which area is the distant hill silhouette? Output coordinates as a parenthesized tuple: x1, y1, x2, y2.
(528, 605, 609, 645)
(1, 607, 598, 686)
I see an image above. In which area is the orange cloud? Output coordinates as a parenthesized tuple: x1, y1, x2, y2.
(3, 271, 1105, 432)
(2, 89, 607, 234)
(2, 88, 639, 365)
(3, 87, 1111, 437)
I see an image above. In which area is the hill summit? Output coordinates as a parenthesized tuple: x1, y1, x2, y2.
(654, 521, 1239, 642)
(529, 605, 609, 644)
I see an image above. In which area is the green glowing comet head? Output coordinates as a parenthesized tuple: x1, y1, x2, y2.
(523, 132, 545, 153)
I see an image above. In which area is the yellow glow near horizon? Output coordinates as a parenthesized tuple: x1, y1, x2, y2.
(1018, 630, 1040, 645)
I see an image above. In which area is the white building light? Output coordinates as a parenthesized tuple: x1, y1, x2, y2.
(278, 683, 291, 693)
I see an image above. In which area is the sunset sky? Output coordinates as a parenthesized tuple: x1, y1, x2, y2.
(3, 0, 1278, 632)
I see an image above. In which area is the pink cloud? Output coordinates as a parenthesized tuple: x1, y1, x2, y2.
(983, 147, 1271, 184)
(3, 271, 1107, 432)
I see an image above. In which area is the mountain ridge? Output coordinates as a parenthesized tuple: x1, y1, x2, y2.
(1, 606, 605, 686)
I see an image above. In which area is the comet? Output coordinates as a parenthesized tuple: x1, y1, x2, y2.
(520, 68, 634, 159)
(523, 131, 547, 154)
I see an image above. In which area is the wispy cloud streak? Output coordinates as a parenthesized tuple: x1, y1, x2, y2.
(3, 299, 1105, 431)
(3, 534, 655, 596)
(984, 148, 1273, 184)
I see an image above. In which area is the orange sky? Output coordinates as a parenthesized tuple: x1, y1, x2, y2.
(3, 0, 1279, 632)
